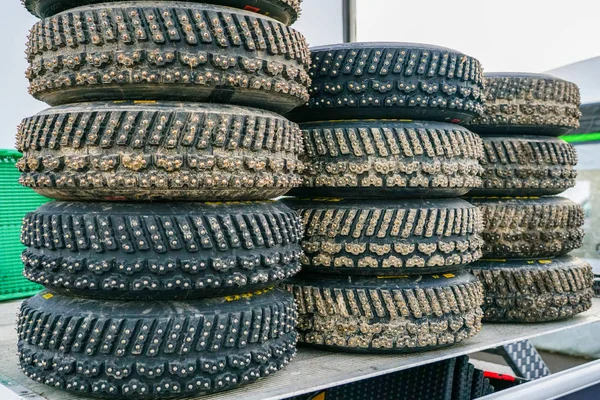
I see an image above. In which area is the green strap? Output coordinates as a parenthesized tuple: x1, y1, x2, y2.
(562, 132, 600, 143)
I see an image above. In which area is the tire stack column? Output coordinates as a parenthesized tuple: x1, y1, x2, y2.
(283, 42, 488, 353)
(16, 1, 311, 398)
(465, 73, 594, 322)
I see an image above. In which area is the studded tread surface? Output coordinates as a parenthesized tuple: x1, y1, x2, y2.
(284, 198, 483, 276)
(23, 0, 302, 25)
(470, 257, 594, 322)
(21, 201, 302, 299)
(468, 73, 581, 136)
(18, 288, 297, 399)
(17, 102, 303, 201)
(469, 196, 584, 258)
(284, 272, 484, 353)
(470, 135, 577, 196)
(289, 119, 484, 198)
(25, 2, 310, 112)
(288, 42, 484, 123)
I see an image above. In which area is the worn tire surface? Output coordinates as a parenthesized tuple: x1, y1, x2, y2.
(284, 198, 483, 276)
(21, 201, 302, 299)
(18, 288, 297, 399)
(284, 272, 484, 353)
(468, 196, 584, 259)
(23, 0, 301, 25)
(470, 257, 593, 322)
(288, 42, 485, 124)
(26, 2, 310, 112)
(16, 102, 303, 201)
(469, 135, 577, 196)
(467, 73, 581, 136)
(289, 120, 484, 198)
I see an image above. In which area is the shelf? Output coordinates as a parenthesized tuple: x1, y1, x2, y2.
(0, 299, 599, 400)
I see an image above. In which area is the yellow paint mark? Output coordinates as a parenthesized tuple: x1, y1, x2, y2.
(133, 100, 157, 104)
(225, 287, 274, 302)
(538, 260, 552, 265)
(443, 273, 455, 278)
(432, 275, 440, 279)
(377, 275, 409, 279)
(527, 261, 535, 264)
(313, 392, 326, 400)
(42, 293, 53, 300)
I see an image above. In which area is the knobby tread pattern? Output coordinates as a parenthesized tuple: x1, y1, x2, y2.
(291, 120, 484, 198)
(284, 273, 484, 352)
(285, 198, 483, 275)
(469, 197, 584, 258)
(468, 73, 581, 135)
(16, 102, 303, 201)
(288, 43, 485, 123)
(23, 0, 302, 25)
(21, 201, 303, 299)
(25, 2, 310, 112)
(471, 257, 594, 322)
(18, 289, 297, 399)
(470, 135, 578, 196)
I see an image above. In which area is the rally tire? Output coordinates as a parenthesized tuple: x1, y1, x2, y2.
(284, 198, 483, 276)
(18, 288, 297, 399)
(470, 257, 593, 323)
(288, 42, 485, 124)
(21, 201, 302, 299)
(17, 102, 303, 201)
(284, 272, 484, 353)
(26, 2, 310, 112)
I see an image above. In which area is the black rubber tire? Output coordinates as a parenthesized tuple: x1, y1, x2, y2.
(467, 73, 581, 136)
(16, 102, 303, 201)
(283, 198, 483, 276)
(23, 0, 301, 25)
(25, 2, 310, 112)
(469, 135, 577, 196)
(284, 272, 484, 353)
(18, 288, 297, 399)
(288, 119, 484, 198)
(287, 42, 485, 124)
(471, 369, 485, 399)
(470, 257, 594, 323)
(21, 201, 302, 299)
(467, 196, 584, 259)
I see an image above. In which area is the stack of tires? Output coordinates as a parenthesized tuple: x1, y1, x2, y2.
(282, 43, 487, 353)
(16, 0, 311, 397)
(465, 73, 594, 322)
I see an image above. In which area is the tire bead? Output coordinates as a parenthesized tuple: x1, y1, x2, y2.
(290, 120, 484, 198)
(18, 288, 297, 398)
(21, 201, 303, 299)
(288, 42, 485, 123)
(17, 102, 303, 201)
(284, 272, 484, 353)
(284, 198, 484, 275)
(25, 2, 310, 112)
(471, 257, 593, 322)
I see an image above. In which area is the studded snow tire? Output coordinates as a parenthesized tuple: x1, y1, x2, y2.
(284, 198, 483, 276)
(471, 257, 593, 323)
(21, 201, 303, 299)
(289, 119, 484, 198)
(470, 135, 577, 196)
(288, 42, 484, 124)
(467, 73, 581, 136)
(284, 272, 484, 353)
(16, 102, 303, 201)
(23, 0, 302, 25)
(18, 288, 297, 399)
(469, 196, 584, 259)
(26, 2, 310, 113)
